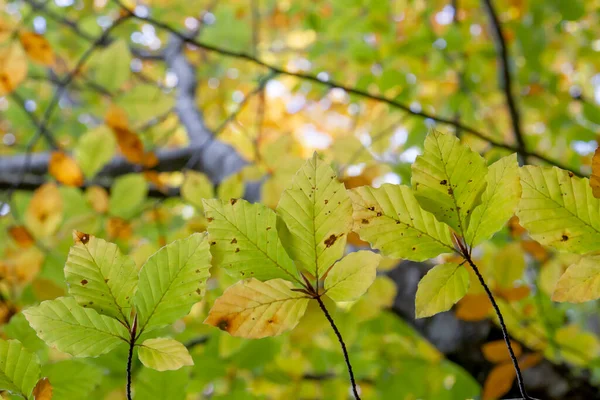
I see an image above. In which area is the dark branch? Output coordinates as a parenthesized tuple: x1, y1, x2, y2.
(482, 0, 528, 163)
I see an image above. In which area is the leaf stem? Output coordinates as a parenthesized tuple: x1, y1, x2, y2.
(315, 296, 361, 400)
(126, 315, 137, 400)
(462, 254, 530, 400)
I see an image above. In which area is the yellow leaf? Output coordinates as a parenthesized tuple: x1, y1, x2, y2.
(455, 293, 491, 321)
(0, 18, 15, 42)
(0, 43, 27, 96)
(7, 225, 35, 248)
(482, 340, 522, 363)
(32, 377, 52, 400)
(137, 338, 193, 371)
(181, 170, 214, 211)
(85, 186, 109, 213)
(323, 251, 381, 302)
(591, 146, 600, 198)
(552, 254, 600, 303)
(482, 363, 516, 400)
(19, 31, 55, 66)
(105, 104, 129, 131)
(49, 152, 84, 187)
(25, 183, 63, 237)
(205, 278, 309, 339)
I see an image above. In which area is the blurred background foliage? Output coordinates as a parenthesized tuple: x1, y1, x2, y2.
(0, 0, 599, 399)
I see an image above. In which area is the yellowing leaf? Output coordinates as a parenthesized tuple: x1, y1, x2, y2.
(552, 254, 600, 303)
(85, 186, 109, 213)
(549, 325, 600, 366)
(276, 153, 353, 278)
(591, 146, 600, 198)
(465, 154, 521, 247)
(411, 131, 487, 235)
(203, 198, 299, 282)
(217, 172, 244, 201)
(349, 184, 454, 261)
(32, 377, 53, 400)
(482, 340, 522, 363)
(19, 32, 54, 65)
(482, 363, 515, 400)
(138, 338, 193, 371)
(93, 39, 131, 92)
(49, 152, 84, 187)
(106, 217, 132, 240)
(181, 171, 214, 210)
(25, 183, 63, 237)
(517, 166, 600, 254)
(415, 262, 470, 318)
(0, 43, 27, 96)
(324, 251, 380, 302)
(205, 278, 309, 339)
(105, 104, 129, 131)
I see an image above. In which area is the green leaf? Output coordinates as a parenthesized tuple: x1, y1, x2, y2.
(552, 255, 600, 303)
(465, 154, 521, 247)
(65, 233, 138, 323)
(204, 278, 309, 339)
(117, 84, 175, 126)
(109, 174, 148, 220)
(415, 263, 470, 318)
(217, 172, 244, 201)
(23, 297, 128, 358)
(134, 367, 188, 400)
(74, 126, 116, 178)
(411, 131, 487, 234)
(203, 198, 299, 282)
(324, 251, 381, 302)
(134, 233, 211, 333)
(43, 360, 104, 400)
(349, 184, 454, 261)
(517, 166, 600, 254)
(276, 153, 353, 278)
(181, 171, 214, 211)
(138, 338, 194, 371)
(93, 39, 131, 93)
(0, 339, 40, 398)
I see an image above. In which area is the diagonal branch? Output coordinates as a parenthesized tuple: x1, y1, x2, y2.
(482, 0, 527, 163)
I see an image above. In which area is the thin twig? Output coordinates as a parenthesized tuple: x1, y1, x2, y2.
(315, 296, 361, 400)
(481, 0, 527, 163)
(126, 315, 137, 400)
(462, 255, 531, 400)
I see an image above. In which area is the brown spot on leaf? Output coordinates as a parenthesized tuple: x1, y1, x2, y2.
(324, 234, 339, 248)
(230, 198, 238, 205)
(266, 226, 271, 230)
(217, 319, 230, 331)
(361, 219, 369, 224)
(376, 211, 382, 217)
(235, 248, 240, 253)
(568, 171, 574, 177)
(210, 241, 216, 245)
(561, 235, 569, 242)
(448, 188, 453, 195)
(207, 217, 214, 222)
(74, 231, 90, 245)
(196, 288, 202, 295)
(367, 206, 375, 211)
(231, 238, 237, 244)
(81, 279, 88, 286)
(440, 180, 447, 185)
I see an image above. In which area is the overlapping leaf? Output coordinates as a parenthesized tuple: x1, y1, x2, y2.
(65, 232, 138, 323)
(415, 263, 470, 318)
(465, 154, 521, 247)
(205, 278, 309, 339)
(552, 255, 600, 303)
(349, 184, 454, 261)
(24, 297, 128, 357)
(0, 339, 40, 398)
(203, 198, 299, 282)
(276, 153, 353, 278)
(324, 251, 381, 302)
(138, 338, 194, 371)
(411, 131, 487, 235)
(517, 166, 600, 254)
(134, 233, 211, 333)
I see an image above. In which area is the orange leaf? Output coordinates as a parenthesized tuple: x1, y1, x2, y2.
(32, 377, 53, 400)
(591, 146, 600, 199)
(507, 215, 526, 237)
(496, 285, 530, 302)
(113, 127, 146, 164)
(49, 152, 84, 187)
(455, 293, 491, 321)
(521, 239, 548, 262)
(25, 183, 63, 237)
(106, 217, 132, 240)
(520, 352, 544, 370)
(482, 340, 522, 363)
(8, 225, 35, 248)
(483, 363, 516, 400)
(19, 31, 55, 66)
(105, 104, 129, 131)
(347, 231, 369, 247)
(0, 43, 27, 96)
